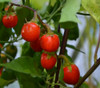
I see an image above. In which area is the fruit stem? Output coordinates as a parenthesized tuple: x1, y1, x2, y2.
(74, 57, 100, 88)
(58, 55, 72, 66)
(6, 4, 14, 13)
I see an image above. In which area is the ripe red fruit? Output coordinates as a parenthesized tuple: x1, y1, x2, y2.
(30, 38, 42, 52)
(21, 22, 40, 42)
(63, 64, 80, 85)
(2, 14, 18, 28)
(40, 34, 60, 52)
(0, 44, 3, 48)
(0, 68, 3, 76)
(41, 53, 56, 70)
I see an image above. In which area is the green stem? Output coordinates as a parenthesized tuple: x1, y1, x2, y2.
(58, 55, 71, 66)
(47, 5, 62, 23)
(46, 81, 67, 88)
(0, 38, 22, 44)
(74, 57, 100, 88)
(4, 53, 13, 60)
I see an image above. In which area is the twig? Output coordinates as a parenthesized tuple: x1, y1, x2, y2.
(55, 29, 69, 88)
(10, 3, 48, 30)
(77, 12, 90, 16)
(94, 25, 100, 62)
(74, 58, 100, 88)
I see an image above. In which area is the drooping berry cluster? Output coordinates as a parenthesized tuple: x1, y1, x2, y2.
(1, 5, 80, 85)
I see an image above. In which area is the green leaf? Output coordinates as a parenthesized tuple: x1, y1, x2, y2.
(21, 42, 34, 57)
(17, 73, 47, 88)
(0, 56, 42, 77)
(50, 0, 56, 6)
(0, 3, 12, 43)
(59, 0, 81, 23)
(0, 3, 4, 11)
(82, 0, 100, 24)
(29, 0, 49, 10)
(67, 23, 79, 40)
(32, 52, 43, 70)
(80, 82, 89, 88)
(66, 44, 85, 54)
(60, 22, 78, 29)
(14, 7, 33, 36)
(1, 69, 16, 81)
(0, 0, 11, 2)
(0, 23, 12, 44)
(0, 78, 13, 87)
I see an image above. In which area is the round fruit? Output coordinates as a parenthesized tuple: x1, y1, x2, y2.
(40, 34, 60, 52)
(41, 53, 56, 70)
(5, 44, 17, 58)
(0, 44, 3, 48)
(30, 38, 42, 52)
(63, 64, 80, 85)
(0, 68, 3, 76)
(2, 14, 18, 28)
(21, 22, 40, 42)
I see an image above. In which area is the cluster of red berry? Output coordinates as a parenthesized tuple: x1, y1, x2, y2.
(1, 5, 80, 85)
(21, 22, 60, 70)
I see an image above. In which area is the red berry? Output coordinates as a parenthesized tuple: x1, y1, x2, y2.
(0, 68, 3, 76)
(41, 53, 56, 70)
(0, 44, 3, 48)
(21, 22, 40, 42)
(2, 14, 18, 28)
(40, 34, 60, 52)
(30, 38, 42, 52)
(63, 64, 80, 85)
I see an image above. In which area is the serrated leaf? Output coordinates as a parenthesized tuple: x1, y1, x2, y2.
(66, 44, 85, 54)
(59, 0, 81, 23)
(30, 0, 49, 10)
(17, 73, 47, 88)
(0, 56, 42, 77)
(82, 0, 100, 24)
